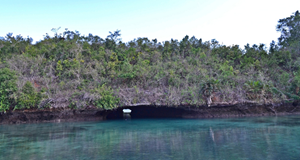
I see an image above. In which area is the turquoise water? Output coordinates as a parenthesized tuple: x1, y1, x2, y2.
(1, 116, 300, 160)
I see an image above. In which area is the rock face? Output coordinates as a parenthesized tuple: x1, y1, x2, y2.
(180, 103, 300, 118)
(0, 108, 107, 124)
(1, 102, 299, 124)
(105, 102, 300, 119)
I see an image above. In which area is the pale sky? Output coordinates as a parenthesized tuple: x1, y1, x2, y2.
(0, 0, 299, 48)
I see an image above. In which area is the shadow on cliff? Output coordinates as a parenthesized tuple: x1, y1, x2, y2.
(106, 106, 186, 119)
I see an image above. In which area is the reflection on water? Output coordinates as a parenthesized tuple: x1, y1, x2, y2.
(1, 116, 300, 160)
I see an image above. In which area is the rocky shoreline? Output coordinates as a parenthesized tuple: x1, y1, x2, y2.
(0, 102, 300, 124)
(0, 108, 107, 124)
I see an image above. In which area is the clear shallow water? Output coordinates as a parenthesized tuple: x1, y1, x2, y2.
(1, 116, 300, 160)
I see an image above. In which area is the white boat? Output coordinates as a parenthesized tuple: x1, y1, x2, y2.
(123, 109, 131, 114)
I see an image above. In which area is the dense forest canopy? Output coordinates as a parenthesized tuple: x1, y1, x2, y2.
(0, 11, 300, 112)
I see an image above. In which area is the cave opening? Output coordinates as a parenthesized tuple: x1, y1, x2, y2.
(106, 106, 186, 120)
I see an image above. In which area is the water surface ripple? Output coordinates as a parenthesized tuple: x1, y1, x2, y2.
(1, 116, 300, 160)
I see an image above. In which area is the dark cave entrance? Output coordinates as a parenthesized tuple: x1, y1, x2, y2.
(106, 106, 186, 120)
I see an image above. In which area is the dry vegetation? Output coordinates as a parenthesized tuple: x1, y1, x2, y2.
(0, 11, 300, 112)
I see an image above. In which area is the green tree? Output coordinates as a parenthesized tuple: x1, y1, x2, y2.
(277, 10, 300, 47)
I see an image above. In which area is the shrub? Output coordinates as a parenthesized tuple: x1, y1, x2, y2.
(92, 84, 119, 109)
(16, 81, 42, 109)
(0, 68, 18, 112)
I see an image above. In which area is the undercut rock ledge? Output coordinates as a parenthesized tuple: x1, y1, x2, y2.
(0, 102, 299, 124)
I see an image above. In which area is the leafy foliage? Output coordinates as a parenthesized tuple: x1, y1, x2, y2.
(0, 11, 300, 111)
(16, 81, 42, 110)
(92, 84, 119, 110)
(0, 68, 18, 112)
(277, 11, 300, 47)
